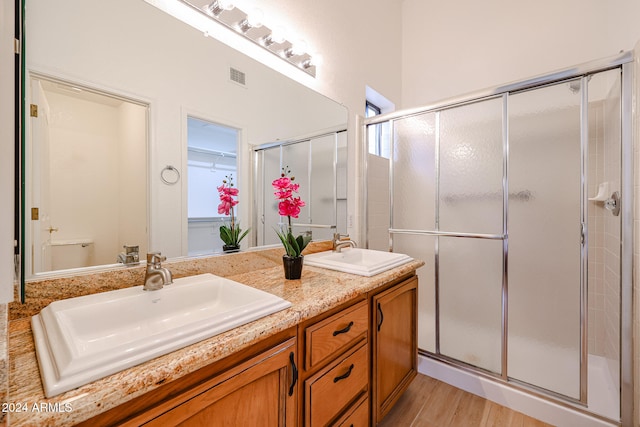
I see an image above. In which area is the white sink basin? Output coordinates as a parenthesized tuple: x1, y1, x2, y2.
(304, 248, 412, 276)
(31, 273, 291, 397)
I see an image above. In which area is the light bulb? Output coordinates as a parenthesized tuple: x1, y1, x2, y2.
(237, 8, 264, 33)
(217, 0, 234, 11)
(246, 9, 264, 28)
(270, 26, 286, 44)
(302, 54, 323, 69)
(290, 39, 307, 56)
(262, 26, 286, 47)
(308, 54, 323, 67)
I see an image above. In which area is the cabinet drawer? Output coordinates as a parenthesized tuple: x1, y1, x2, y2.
(338, 395, 369, 427)
(305, 300, 368, 370)
(306, 343, 368, 427)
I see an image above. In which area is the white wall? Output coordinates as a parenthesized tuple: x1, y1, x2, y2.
(44, 91, 148, 268)
(0, 0, 14, 303)
(47, 91, 119, 266)
(401, 0, 640, 108)
(117, 102, 148, 258)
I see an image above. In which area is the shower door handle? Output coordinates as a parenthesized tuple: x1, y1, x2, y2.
(580, 222, 586, 246)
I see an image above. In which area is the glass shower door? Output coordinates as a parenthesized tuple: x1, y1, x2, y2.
(390, 112, 437, 353)
(508, 81, 583, 399)
(309, 134, 337, 241)
(256, 147, 283, 246)
(437, 97, 504, 374)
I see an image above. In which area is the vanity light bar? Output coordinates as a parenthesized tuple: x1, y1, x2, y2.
(193, 0, 317, 77)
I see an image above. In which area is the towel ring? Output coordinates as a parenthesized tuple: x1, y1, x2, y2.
(160, 165, 180, 185)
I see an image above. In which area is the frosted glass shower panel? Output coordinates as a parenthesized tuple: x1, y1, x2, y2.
(282, 141, 311, 230)
(336, 132, 348, 234)
(508, 82, 581, 399)
(439, 98, 503, 234)
(439, 237, 503, 374)
(259, 147, 283, 246)
(391, 113, 436, 230)
(310, 134, 337, 240)
(393, 233, 436, 353)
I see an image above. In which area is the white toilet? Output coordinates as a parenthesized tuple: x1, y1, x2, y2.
(51, 239, 94, 271)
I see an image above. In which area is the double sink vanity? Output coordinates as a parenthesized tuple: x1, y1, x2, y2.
(8, 242, 423, 426)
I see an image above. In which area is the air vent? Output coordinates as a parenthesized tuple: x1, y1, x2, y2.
(229, 67, 246, 86)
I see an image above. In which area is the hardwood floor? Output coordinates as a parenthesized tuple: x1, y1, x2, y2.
(379, 374, 554, 427)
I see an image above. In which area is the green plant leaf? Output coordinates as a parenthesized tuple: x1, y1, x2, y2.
(296, 234, 311, 253)
(274, 229, 294, 256)
(219, 225, 233, 245)
(287, 232, 300, 255)
(238, 228, 250, 243)
(220, 224, 251, 246)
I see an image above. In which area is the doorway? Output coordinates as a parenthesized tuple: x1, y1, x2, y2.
(27, 76, 148, 275)
(186, 117, 239, 255)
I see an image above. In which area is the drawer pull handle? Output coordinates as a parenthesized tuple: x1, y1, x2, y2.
(289, 352, 298, 396)
(333, 364, 355, 383)
(333, 321, 354, 336)
(377, 302, 384, 331)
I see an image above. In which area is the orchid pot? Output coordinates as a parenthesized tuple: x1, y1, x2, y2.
(282, 254, 304, 280)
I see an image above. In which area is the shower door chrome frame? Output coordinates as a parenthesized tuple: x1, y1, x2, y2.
(363, 50, 634, 426)
(580, 75, 590, 406)
(620, 60, 634, 427)
(501, 93, 509, 383)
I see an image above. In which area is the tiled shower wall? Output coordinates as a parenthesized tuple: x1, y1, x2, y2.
(601, 81, 622, 380)
(588, 101, 606, 356)
(588, 87, 621, 378)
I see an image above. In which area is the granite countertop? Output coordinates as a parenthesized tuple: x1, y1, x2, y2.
(7, 248, 423, 426)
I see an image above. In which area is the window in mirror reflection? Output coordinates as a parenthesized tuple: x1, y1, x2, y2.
(187, 117, 239, 256)
(27, 76, 148, 276)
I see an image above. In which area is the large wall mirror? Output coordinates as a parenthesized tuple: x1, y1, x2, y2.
(22, 0, 348, 284)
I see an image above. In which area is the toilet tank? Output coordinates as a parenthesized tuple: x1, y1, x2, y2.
(51, 239, 94, 271)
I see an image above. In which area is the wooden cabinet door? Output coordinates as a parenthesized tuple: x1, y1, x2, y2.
(372, 276, 418, 424)
(142, 338, 298, 427)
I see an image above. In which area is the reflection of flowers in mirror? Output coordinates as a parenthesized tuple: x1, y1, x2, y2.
(272, 167, 310, 258)
(217, 174, 249, 250)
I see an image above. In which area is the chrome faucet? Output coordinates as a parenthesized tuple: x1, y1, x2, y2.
(332, 233, 357, 253)
(143, 252, 173, 291)
(117, 244, 139, 265)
